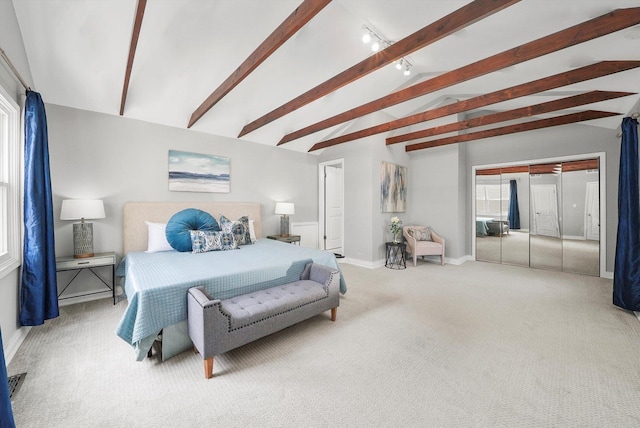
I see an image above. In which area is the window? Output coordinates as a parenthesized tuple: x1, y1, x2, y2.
(476, 183, 510, 218)
(0, 84, 21, 279)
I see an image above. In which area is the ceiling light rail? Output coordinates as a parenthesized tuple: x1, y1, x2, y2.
(361, 24, 413, 76)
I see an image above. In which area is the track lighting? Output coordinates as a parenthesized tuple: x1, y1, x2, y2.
(403, 63, 411, 76)
(361, 24, 414, 77)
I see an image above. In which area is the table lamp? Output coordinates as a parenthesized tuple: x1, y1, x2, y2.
(274, 202, 294, 237)
(60, 199, 105, 258)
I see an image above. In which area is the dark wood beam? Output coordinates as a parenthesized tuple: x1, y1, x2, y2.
(188, 0, 331, 128)
(405, 110, 620, 152)
(309, 61, 640, 151)
(238, 0, 521, 137)
(529, 163, 561, 174)
(120, 0, 147, 116)
(292, 7, 640, 147)
(389, 90, 634, 142)
(477, 160, 597, 175)
(562, 158, 599, 172)
(388, 63, 640, 145)
(476, 168, 502, 176)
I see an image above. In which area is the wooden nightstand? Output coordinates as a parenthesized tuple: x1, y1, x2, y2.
(56, 252, 117, 304)
(267, 234, 301, 245)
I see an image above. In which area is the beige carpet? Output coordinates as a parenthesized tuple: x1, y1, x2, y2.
(8, 261, 640, 427)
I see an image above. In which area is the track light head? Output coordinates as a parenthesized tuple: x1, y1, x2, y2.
(362, 32, 371, 44)
(395, 59, 403, 70)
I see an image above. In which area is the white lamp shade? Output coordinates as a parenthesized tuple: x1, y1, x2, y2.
(274, 202, 295, 215)
(60, 199, 105, 220)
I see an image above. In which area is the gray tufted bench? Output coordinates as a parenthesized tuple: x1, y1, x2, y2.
(187, 262, 340, 378)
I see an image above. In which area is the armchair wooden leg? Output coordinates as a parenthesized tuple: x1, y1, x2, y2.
(330, 307, 337, 321)
(204, 357, 214, 379)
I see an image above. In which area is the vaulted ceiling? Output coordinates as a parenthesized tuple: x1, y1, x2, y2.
(12, 0, 640, 154)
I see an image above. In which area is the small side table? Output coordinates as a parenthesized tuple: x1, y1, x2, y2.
(267, 234, 301, 245)
(385, 242, 406, 269)
(56, 252, 117, 304)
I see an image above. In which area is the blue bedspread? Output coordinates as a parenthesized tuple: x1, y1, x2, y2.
(476, 217, 493, 237)
(115, 239, 346, 349)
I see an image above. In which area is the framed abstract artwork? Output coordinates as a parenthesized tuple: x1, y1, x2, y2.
(380, 161, 407, 212)
(168, 150, 230, 193)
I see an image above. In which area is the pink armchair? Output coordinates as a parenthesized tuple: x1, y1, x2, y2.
(403, 225, 445, 267)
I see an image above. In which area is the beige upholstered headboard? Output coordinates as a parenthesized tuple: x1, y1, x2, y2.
(123, 201, 263, 254)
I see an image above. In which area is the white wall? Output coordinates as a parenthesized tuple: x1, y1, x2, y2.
(45, 104, 320, 260)
(0, 0, 35, 360)
(408, 144, 467, 259)
(319, 111, 410, 265)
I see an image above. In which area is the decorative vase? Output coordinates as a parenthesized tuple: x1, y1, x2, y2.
(392, 230, 400, 243)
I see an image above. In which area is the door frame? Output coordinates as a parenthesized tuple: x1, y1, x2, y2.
(472, 152, 606, 277)
(318, 158, 345, 254)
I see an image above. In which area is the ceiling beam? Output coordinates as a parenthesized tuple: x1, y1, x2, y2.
(387, 90, 634, 142)
(120, 0, 147, 116)
(404, 110, 620, 152)
(387, 62, 640, 144)
(291, 7, 640, 147)
(309, 61, 640, 151)
(476, 159, 598, 175)
(237, 0, 521, 137)
(187, 0, 331, 129)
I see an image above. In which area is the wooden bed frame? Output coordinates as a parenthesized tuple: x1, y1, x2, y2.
(122, 201, 263, 254)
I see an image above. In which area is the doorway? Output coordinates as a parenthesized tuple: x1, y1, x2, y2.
(319, 159, 344, 256)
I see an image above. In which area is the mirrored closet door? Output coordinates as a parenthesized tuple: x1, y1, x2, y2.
(475, 158, 600, 276)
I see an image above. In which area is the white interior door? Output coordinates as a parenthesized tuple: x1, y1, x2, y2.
(531, 184, 560, 237)
(585, 181, 599, 240)
(324, 164, 343, 252)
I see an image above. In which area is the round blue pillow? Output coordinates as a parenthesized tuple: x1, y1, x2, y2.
(165, 208, 220, 252)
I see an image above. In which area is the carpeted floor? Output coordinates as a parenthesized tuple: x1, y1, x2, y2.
(8, 261, 640, 427)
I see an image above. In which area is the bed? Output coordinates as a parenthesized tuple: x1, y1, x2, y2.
(476, 217, 509, 237)
(476, 217, 492, 237)
(115, 201, 346, 361)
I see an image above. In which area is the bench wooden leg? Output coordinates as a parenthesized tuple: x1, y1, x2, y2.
(204, 357, 214, 379)
(331, 307, 337, 321)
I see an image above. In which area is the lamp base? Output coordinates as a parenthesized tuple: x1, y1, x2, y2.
(280, 215, 290, 237)
(73, 222, 94, 258)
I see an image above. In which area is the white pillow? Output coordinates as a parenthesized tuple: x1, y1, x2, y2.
(145, 221, 173, 252)
(249, 219, 257, 243)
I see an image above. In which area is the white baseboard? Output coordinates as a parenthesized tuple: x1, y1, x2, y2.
(602, 271, 614, 279)
(5, 326, 31, 365)
(339, 255, 469, 268)
(340, 257, 385, 269)
(447, 255, 471, 265)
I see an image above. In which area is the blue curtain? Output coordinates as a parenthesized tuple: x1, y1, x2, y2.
(508, 179, 520, 230)
(0, 328, 16, 428)
(20, 91, 59, 326)
(613, 117, 640, 311)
